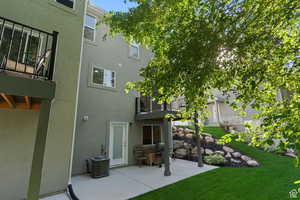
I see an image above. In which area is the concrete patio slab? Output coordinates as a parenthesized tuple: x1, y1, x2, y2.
(41, 159, 217, 200)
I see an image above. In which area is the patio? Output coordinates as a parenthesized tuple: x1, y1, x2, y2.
(41, 159, 217, 200)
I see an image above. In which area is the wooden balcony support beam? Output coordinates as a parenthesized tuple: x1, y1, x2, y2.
(24, 96, 31, 109)
(0, 93, 15, 108)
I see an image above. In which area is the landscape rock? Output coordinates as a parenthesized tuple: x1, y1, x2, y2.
(205, 148, 214, 155)
(184, 128, 195, 134)
(241, 155, 252, 162)
(223, 146, 234, 153)
(247, 160, 259, 167)
(178, 133, 185, 138)
(192, 147, 204, 155)
(225, 153, 232, 159)
(205, 136, 215, 143)
(285, 152, 297, 158)
(231, 158, 242, 164)
(215, 151, 225, 156)
(232, 152, 242, 158)
(183, 142, 192, 149)
(186, 134, 194, 139)
(175, 148, 188, 158)
(202, 133, 212, 137)
(173, 140, 184, 149)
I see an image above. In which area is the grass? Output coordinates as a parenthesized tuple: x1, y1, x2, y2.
(133, 126, 299, 200)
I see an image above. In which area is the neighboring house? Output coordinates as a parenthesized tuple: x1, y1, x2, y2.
(0, 0, 86, 200)
(205, 90, 287, 131)
(72, 3, 176, 176)
(205, 93, 260, 131)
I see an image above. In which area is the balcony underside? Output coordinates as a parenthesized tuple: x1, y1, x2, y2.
(0, 94, 41, 110)
(136, 111, 180, 121)
(0, 73, 55, 110)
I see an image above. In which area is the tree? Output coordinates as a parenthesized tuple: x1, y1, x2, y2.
(104, 0, 300, 157)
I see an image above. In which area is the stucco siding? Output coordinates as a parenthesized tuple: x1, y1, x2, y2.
(72, 6, 153, 175)
(0, 0, 86, 199)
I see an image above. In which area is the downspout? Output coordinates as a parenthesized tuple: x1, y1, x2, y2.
(66, 0, 88, 199)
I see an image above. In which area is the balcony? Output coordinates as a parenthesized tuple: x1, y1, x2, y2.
(135, 96, 181, 120)
(0, 16, 57, 110)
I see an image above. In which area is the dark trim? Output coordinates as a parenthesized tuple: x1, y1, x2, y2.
(56, 0, 74, 9)
(48, 31, 58, 80)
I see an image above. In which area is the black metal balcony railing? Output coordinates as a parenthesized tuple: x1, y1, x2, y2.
(136, 97, 176, 115)
(0, 16, 58, 80)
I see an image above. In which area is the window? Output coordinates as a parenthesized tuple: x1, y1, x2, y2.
(84, 15, 96, 41)
(56, 0, 74, 9)
(142, 125, 161, 145)
(92, 67, 116, 88)
(129, 42, 139, 58)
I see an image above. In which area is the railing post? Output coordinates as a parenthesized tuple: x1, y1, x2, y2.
(48, 31, 58, 80)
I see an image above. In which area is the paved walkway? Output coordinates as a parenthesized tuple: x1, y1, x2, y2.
(42, 159, 217, 200)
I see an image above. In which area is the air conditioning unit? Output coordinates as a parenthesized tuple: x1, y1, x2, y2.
(87, 156, 110, 178)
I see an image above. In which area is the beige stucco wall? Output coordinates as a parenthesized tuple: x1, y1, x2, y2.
(0, 0, 86, 199)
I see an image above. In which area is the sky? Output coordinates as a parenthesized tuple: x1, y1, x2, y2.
(91, 0, 137, 12)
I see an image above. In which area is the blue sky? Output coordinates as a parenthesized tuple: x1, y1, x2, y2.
(91, 0, 137, 12)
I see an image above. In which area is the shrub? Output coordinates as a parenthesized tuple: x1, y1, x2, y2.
(204, 154, 226, 165)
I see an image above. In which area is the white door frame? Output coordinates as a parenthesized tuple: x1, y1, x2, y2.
(109, 121, 129, 167)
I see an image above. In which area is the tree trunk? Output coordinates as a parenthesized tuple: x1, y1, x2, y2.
(194, 111, 204, 167)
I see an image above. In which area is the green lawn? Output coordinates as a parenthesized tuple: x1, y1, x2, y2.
(133, 126, 299, 200)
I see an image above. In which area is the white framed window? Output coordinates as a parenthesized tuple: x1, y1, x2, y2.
(142, 125, 162, 145)
(129, 42, 139, 59)
(84, 15, 97, 41)
(56, 0, 75, 9)
(91, 66, 116, 88)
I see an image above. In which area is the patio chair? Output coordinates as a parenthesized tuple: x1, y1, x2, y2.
(134, 145, 147, 167)
(34, 49, 51, 78)
(0, 54, 6, 71)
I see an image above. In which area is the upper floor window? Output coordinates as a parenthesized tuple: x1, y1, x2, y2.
(92, 66, 116, 88)
(56, 0, 74, 9)
(129, 42, 139, 59)
(84, 15, 97, 41)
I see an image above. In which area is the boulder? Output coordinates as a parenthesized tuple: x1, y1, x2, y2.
(205, 148, 214, 155)
(173, 140, 184, 149)
(172, 126, 177, 132)
(247, 160, 259, 167)
(192, 147, 204, 155)
(225, 153, 232, 159)
(183, 142, 192, 149)
(184, 128, 195, 134)
(230, 158, 241, 164)
(175, 148, 188, 158)
(285, 152, 297, 158)
(215, 151, 225, 156)
(178, 133, 185, 138)
(202, 133, 212, 137)
(232, 152, 242, 158)
(205, 136, 215, 143)
(241, 155, 251, 162)
(186, 134, 194, 139)
(223, 146, 234, 153)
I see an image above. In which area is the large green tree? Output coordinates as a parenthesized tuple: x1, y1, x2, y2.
(104, 0, 300, 156)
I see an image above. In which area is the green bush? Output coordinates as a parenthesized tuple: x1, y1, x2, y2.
(204, 154, 226, 165)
